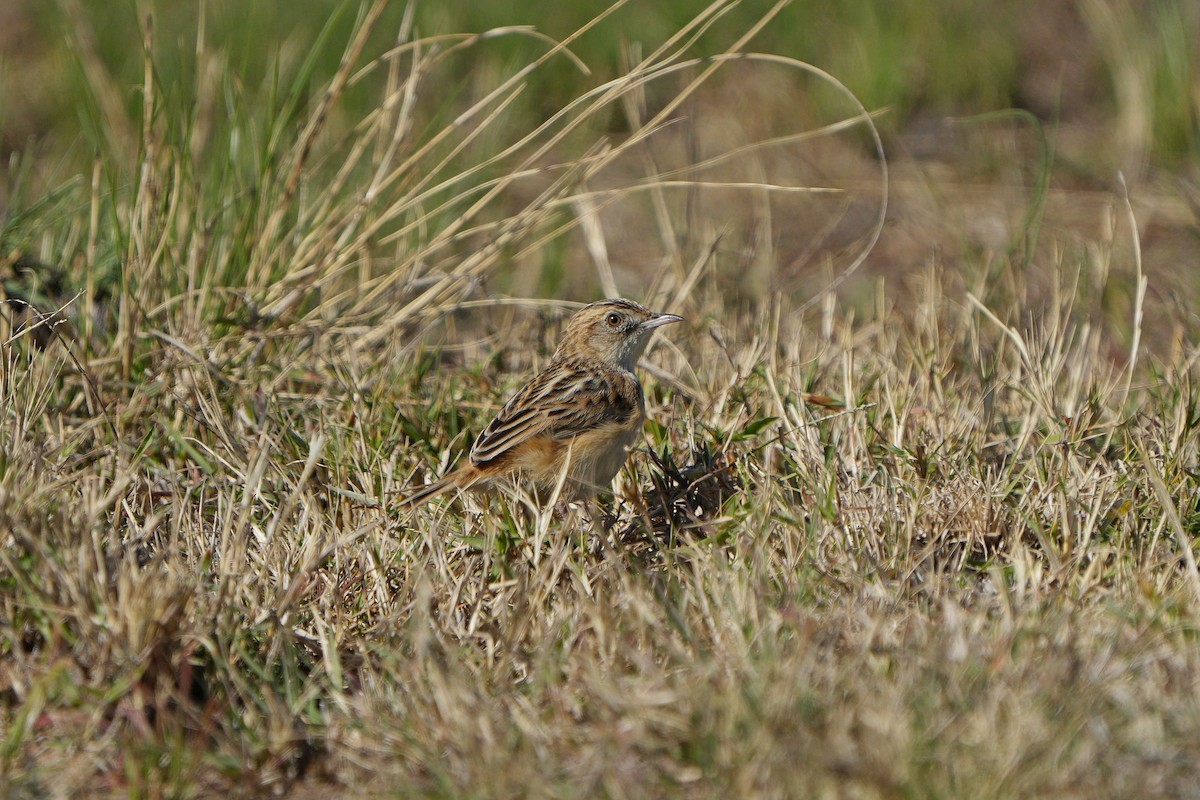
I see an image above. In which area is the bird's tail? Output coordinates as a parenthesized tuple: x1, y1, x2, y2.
(398, 476, 455, 509)
(398, 467, 479, 509)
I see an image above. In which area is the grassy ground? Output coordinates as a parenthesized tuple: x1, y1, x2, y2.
(3, 2, 1200, 798)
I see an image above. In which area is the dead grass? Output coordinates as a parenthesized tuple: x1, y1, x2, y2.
(3, 3, 1200, 799)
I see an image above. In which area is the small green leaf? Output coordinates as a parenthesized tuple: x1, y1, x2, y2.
(733, 416, 778, 441)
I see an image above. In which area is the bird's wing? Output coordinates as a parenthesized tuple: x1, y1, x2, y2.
(468, 364, 640, 467)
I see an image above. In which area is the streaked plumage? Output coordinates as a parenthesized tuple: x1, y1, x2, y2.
(402, 299, 683, 507)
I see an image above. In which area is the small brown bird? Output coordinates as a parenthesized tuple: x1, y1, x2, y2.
(402, 299, 684, 508)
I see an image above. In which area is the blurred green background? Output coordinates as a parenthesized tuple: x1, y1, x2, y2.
(1, 0, 1196, 171)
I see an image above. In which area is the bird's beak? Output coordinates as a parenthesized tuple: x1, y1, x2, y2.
(641, 312, 684, 330)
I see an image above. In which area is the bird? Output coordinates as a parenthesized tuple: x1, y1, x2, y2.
(401, 298, 684, 508)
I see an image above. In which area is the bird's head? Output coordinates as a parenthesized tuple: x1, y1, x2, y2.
(554, 298, 684, 370)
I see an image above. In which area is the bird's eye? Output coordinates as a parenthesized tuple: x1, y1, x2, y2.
(606, 312, 623, 327)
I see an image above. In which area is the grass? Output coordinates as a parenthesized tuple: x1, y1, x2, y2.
(3, 2, 1200, 798)
(6, 0, 1198, 170)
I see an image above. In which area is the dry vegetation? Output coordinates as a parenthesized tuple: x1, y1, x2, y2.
(3, 2, 1200, 798)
